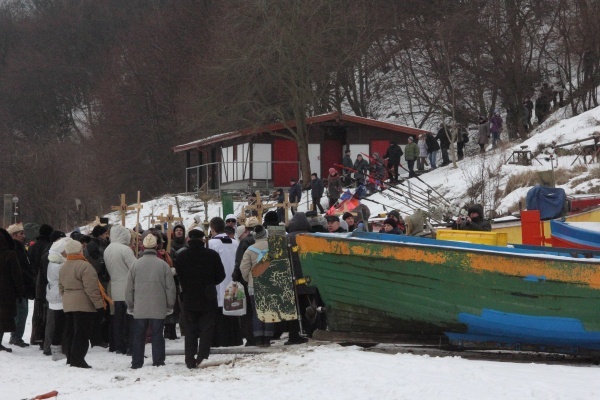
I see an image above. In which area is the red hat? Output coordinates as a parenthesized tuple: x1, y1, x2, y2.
(329, 168, 337, 174)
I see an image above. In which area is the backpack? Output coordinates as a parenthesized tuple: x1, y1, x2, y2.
(247, 245, 270, 278)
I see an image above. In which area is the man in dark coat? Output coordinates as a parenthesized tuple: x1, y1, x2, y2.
(28, 224, 53, 346)
(288, 178, 302, 216)
(175, 229, 225, 369)
(342, 149, 354, 186)
(309, 173, 325, 213)
(436, 124, 451, 166)
(453, 204, 492, 231)
(7, 223, 34, 347)
(383, 141, 403, 183)
(425, 132, 441, 170)
(0, 228, 25, 352)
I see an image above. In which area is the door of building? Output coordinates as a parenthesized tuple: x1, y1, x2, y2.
(273, 139, 299, 187)
(321, 140, 344, 179)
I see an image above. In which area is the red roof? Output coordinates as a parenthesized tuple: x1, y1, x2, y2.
(173, 111, 428, 153)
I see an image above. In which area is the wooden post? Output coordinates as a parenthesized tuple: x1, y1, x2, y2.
(156, 205, 183, 253)
(133, 191, 143, 258)
(270, 193, 298, 225)
(242, 191, 278, 224)
(111, 194, 136, 226)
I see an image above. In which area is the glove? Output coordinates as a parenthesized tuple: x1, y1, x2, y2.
(232, 268, 243, 282)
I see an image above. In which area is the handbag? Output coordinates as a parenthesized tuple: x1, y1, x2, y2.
(223, 281, 246, 316)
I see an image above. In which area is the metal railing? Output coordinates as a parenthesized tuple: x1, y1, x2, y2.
(185, 160, 301, 196)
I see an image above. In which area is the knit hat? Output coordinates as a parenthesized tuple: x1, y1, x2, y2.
(143, 233, 157, 248)
(383, 218, 397, 228)
(64, 238, 83, 254)
(188, 228, 205, 240)
(408, 136, 414, 142)
(387, 210, 401, 221)
(324, 215, 340, 222)
(329, 168, 337, 175)
(225, 214, 237, 222)
(39, 224, 53, 237)
(50, 237, 69, 254)
(91, 225, 108, 238)
(342, 212, 355, 221)
(263, 211, 280, 226)
(7, 223, 24, 235)
(245, 217, 259, 228)
(252, 225, 268, 239)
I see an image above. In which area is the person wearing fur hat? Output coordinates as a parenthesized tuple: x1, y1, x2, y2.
(104, 224, 137, 354)
(0, 228, 25, 352)
(27, 223, 53, 346)
(240, 225, 273, 347)
(453, 204, 491, 231)
(382, 218, 403, 235)
(45, 237, 69, 361)
(326, 168, 343, 208)
(60, 239, 104, 368)
(126, 233, 176, 369)
(7, 223, 34, 348)
(175, 228, 225, 368)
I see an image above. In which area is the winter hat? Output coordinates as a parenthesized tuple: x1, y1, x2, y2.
(324, 215, 340, 222)
(64, 238, 83, 255)
(188, 228, 205, 240)
(408, 136, 414, 142)
(7, 223, 24, 235)
(193, 215, 202, 224)
(252, 225, 268, 240)
(387, 210, 401, 221)
(50, 230, 67, 243)
(39, 224, 53, 237)
(50, 237, 69, 254)
(173, 224, 185, 234)
(329, 168, 337, 175)
(245, 217, 259, 228)
(342, 212, 355, 221)
(225, 214, 237, 223)
(91, 225, 108, 238)
(263, 211, 280, 226)
(383, 218, 397, 228)
(143, 233, 158, 248)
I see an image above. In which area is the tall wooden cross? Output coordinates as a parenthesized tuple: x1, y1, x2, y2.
(271, 193, 298, 225)
(111, 194, 136, 226)
(133, 191, 143, 257)
(156, 205, 183, 253)
(242, 191, 277, 224)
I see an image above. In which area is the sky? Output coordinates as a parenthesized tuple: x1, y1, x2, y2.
(2, 312, 599, 400)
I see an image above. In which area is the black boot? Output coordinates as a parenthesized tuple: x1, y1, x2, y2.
(0, 344, 12, 353)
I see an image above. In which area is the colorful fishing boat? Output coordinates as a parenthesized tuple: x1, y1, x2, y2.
(295, 231, 600, 355)
(550, 220, 600, 250)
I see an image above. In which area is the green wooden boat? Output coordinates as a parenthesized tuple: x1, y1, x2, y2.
(295, 231, 600, 354)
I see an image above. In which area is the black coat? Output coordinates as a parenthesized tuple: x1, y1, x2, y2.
(384, 144, 403, 164)
(436, 127, 451, 150)
(28, 235, 52, 277)
(309, 177, 324, 198)
(0, 229, 24, 332)
(175, 240, 225, 313)
(425, 133, 440, 152)
(14, 240, 35, 299)
(289, 182, 302, 203)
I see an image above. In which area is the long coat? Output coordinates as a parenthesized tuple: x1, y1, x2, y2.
(0, 229, 24, 332)
(478, 121, 490, 145)
(175, 241, 225, 314)
(104, 225, 136, 301)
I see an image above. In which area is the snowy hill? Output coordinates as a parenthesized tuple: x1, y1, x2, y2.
(88, 105, 600, 231)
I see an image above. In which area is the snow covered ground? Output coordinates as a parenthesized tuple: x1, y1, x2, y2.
(2, 307, 599, 400)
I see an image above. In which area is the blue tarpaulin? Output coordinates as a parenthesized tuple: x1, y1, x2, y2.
(525, 185, 566, 219)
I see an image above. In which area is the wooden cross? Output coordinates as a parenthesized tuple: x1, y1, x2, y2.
(156, 205, 183, 253)
(111, 194, 137, 226)
(271, 193, 298, 225)
(133, 191, 143, 257)
(241, 191, 277, 224)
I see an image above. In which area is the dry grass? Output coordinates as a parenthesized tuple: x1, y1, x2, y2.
(504, 171, 541, 195)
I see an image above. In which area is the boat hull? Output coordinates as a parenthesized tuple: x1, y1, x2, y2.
(550, 220, 600, 250)
(296, 233, 600, 352)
